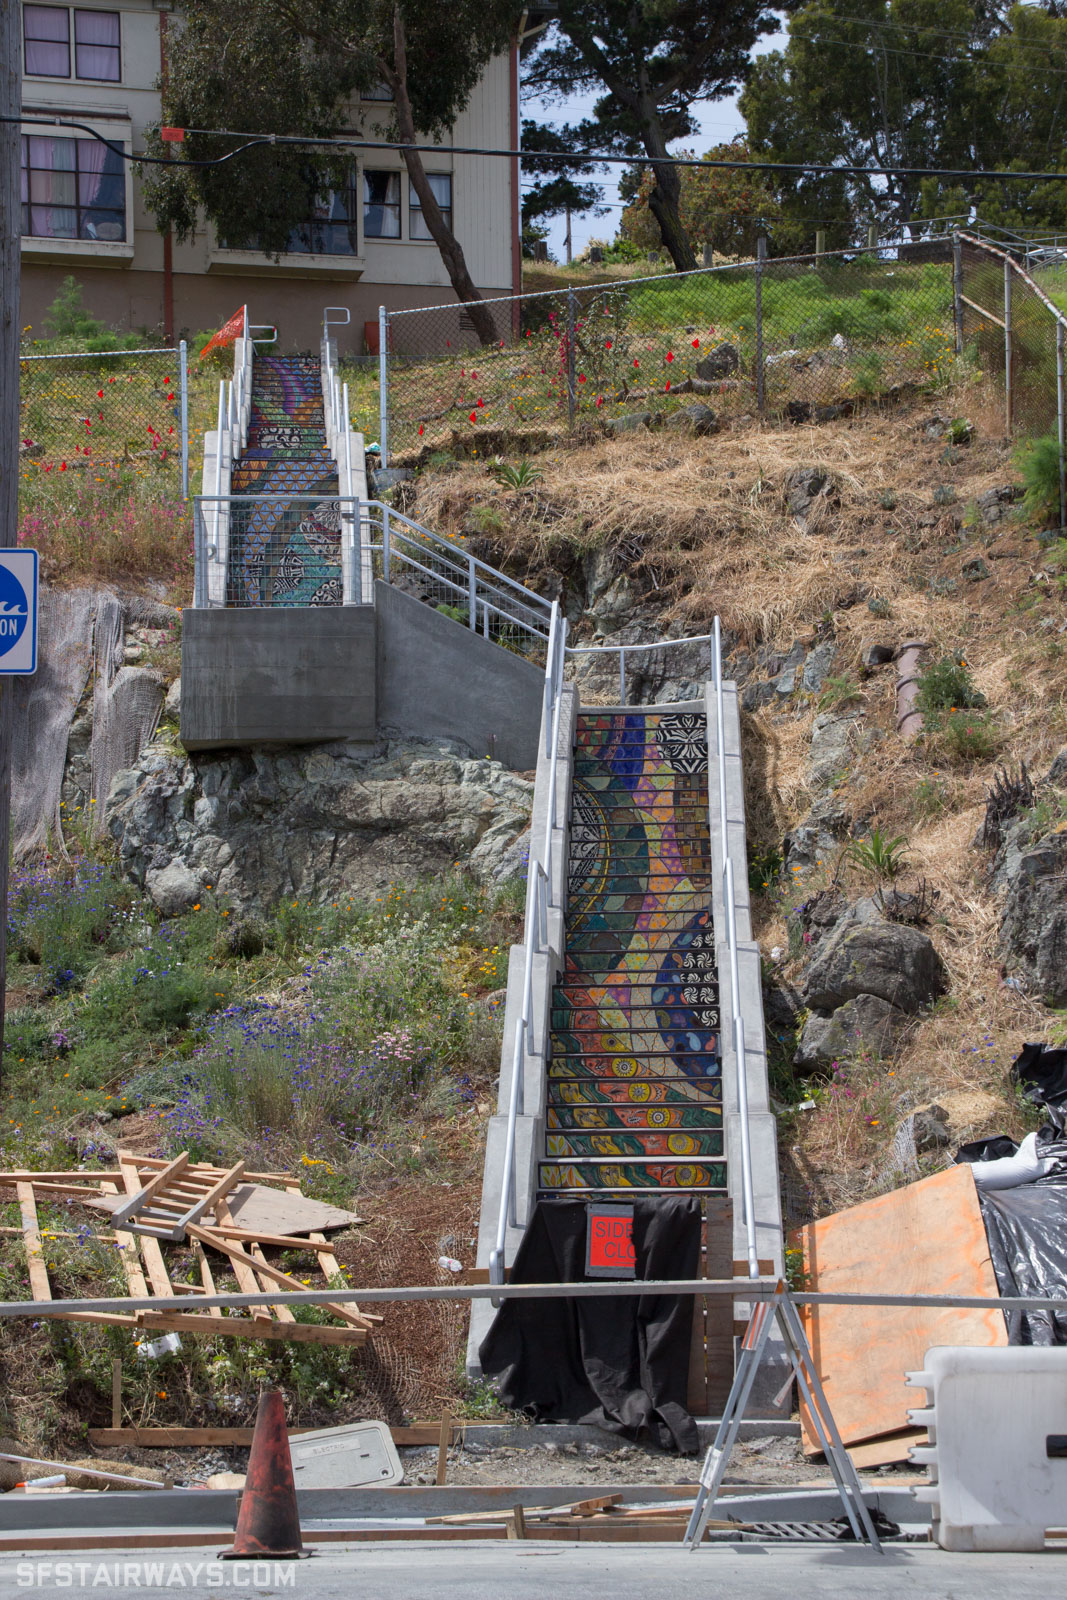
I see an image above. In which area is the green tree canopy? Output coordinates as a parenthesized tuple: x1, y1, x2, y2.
(521, 118, 605, 235)
(620, 140, 782, 259)
(523, 0, 779, 272)
(740, 0, 1067, 243)
(143, 0, 523, 343)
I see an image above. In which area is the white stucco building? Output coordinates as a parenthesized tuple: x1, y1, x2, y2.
(19, 0, 523, 350)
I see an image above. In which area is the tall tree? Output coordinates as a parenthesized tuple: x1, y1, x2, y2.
(521, 118, 605, 242)
(143, 0, 523, 344)
(524, 1, 778, 272)
(740, 0, 1067, 240)
(620, 140, 782, 259)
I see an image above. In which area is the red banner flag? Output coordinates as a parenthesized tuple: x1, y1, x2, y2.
(199, 306, 247, 361)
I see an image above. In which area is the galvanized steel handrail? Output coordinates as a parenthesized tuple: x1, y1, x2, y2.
(713, 618, 759, 1282)
(567, 631, 714, 705)
(489, 602, 567, 1286)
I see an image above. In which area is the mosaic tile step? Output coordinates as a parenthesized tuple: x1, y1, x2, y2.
(568, 870, 712, 895)
(563, 949, 719, 976)
(552, 1005, 719, 1035)
(547, 1103, 722, 1131)
(549, 1078, 722, 1106)
(565, 933, 714, 957)
(550, 972, 716, 998)
(566, 915, 712, 938)
(548, 1054, 720, 1079)
(538, 1161, 727, 1191)
(566, 895, 710, 923)
(545, 1130, 724, 1159)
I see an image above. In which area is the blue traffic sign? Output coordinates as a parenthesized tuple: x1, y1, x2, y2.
(0, 552, 38, 675)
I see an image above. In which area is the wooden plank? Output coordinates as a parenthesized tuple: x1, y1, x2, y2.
(111, 1154, 190, 1228)
(192, 1239, 224, 1319)
(89, 1425, 435, 1448)
(190, 1221, 374, 1331)
(846, 1430, 928, 1470)
(101, 1180, 151, 1301)
(17, 1183, 52, 1304)
(118, 1158, 174, 1300)
(111, 1360, 121, 1430)
(127, 1156, 294, 1183)
(686, 1202, 709, 1416)
(506, 1505, 527, 1540)
(436, 1412, 452, 1486)
(210, 1198, 272, 1325)
(705, 1198, 735, 1415)
(794, 1165, 1008, 1452)
(249, 1242, 295, 1323)
(224, 1182, 361, 1235)
(135, 1310, 366, 1345)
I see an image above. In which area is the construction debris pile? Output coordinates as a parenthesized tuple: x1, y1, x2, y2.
(1, 1150, 376, 1346)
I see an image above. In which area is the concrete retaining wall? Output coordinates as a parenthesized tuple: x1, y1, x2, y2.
(374, 581, 544, 771)
(181, 606, 376, 748)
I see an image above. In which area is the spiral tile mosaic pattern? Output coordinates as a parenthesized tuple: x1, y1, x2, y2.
(228, 356, 342, 606)
(539, 710, 726, 1194)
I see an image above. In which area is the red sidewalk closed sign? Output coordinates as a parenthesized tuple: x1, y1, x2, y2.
(586, 1204, 636, 1278)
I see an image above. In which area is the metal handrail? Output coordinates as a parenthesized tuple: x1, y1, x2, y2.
(713, 618, 759, 1281)
(489, 602, 567, 1286)
(568, 631, 713, 705)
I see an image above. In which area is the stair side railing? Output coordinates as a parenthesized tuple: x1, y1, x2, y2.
(489, 602, 567, 1287)
(359, 500, 555, 649)
(322, 310, 372, 603)
(712, 616, 760, 1281)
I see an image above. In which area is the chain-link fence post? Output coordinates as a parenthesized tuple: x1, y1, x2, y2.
(1004, 258, 1013, 435)
(378, 305, 389, 468)
(952, 236, 963, 356)
(1058, 323, 1066, 531)
(179, 339, 189, 500)
(566, 287, 577, 430)
(755, 234, 767, 418)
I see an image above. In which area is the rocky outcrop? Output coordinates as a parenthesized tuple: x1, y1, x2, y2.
(994, 819, 1067, 1006)
(793, 905, 947, 1067)
(105, 736, 534, 915)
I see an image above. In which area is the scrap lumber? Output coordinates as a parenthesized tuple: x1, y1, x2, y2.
(793, 1164, 1007, 1452)
(5, 1155, 378, 1350)
(0, 1452, 166, 1491)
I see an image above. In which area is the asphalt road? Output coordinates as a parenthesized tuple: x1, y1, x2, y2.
(0, 1541, 1060, 1599)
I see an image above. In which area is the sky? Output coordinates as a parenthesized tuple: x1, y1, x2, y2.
(525, 29, 788, 262)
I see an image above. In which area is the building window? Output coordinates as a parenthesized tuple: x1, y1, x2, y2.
(361, 82, 393, 101)
(410, 173, 452, 241)
(285, 176, 360, 256)
(23, 6, 120, 81)
(21, 133, 127, 241)
(24, 6, 70, 76)
(74, 9, 120, 80)
(363, 170, 400, 239)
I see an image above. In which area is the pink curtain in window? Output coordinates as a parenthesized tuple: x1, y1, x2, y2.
(74, 11, 119, 78)
(77, 137, 107, 217)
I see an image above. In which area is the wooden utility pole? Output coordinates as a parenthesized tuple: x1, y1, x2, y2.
(0, 0, 21, 1079)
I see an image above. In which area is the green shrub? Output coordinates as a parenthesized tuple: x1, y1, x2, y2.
(934, 709, 1001, 762)
(1017, 432, 1063, 524)
(844, 827, 911, 881)
(916, 655, 986, 715)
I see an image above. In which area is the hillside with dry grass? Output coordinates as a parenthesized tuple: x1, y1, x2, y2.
(409, 386, 1067, 1219)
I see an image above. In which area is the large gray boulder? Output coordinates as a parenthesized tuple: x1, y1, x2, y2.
(801, 919, 947, 1014)
(105, 735, 534, 914)
(996, 826, 1067, 1006)
(794, 993, 911, 1069)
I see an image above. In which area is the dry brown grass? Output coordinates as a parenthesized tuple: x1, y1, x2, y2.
(416, 382, 1067, 1216)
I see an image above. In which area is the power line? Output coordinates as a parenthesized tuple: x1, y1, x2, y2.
(6, 114, 1067, 184)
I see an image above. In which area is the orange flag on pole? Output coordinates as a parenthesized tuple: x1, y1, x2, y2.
(199, 306, 247, 361)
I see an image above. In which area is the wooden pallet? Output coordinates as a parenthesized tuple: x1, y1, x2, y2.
(2, 1153, 375, 1349)
(110, 1155, 246, 1240)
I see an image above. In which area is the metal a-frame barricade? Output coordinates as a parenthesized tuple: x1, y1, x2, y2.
(684, 1282, 883, 1551)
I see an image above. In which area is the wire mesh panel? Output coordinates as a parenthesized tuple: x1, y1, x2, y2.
(958, 236, 1066, 440)
(383, 248, 957, 461)
(19, 347, 192, 493)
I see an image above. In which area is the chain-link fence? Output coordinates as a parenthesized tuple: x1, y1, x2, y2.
(956, 232, 1067, 516)
(381, 244, 957, 463)
(19, 345, 191, 498)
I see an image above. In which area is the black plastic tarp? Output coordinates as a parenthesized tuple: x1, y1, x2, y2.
(478, 1196, 700, 1453)
(980, 1181, 1067, 1345)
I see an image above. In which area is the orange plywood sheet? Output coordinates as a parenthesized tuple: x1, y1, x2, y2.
(795, 1164, 1006, 1451)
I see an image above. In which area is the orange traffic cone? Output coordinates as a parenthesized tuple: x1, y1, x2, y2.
(221, 1390, 309, 1559)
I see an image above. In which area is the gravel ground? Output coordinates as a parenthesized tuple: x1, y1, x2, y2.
(400, 1435, 838, 1488)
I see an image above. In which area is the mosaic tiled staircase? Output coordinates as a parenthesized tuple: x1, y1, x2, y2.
(539, 709, 726, 1195)
(228, 355, 343, 606)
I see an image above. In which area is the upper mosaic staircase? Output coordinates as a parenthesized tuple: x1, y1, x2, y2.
(539, 709, 726, 1196)
(228, 355, 342, 606)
